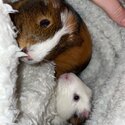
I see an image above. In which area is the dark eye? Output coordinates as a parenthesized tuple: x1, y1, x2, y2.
(40, 19, 50, 28)
(73, 93, 80, 102)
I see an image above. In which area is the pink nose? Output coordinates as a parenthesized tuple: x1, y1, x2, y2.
(80, 110, 90, 119)
(21, 48, 33, 61)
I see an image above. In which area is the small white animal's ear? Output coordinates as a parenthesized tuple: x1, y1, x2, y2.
(44, 0, 61, 8)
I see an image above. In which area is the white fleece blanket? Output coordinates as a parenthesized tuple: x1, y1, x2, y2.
(1, 0, 125, 125)
(0, 1, 24, 124)
(16, 62, 56, 125)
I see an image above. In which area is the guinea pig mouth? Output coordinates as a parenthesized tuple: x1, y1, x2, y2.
(20, 48, 36, 64)
(67, 111, 90, 124)
(67, 115, 85, 124)
(20, 56, 33, 63)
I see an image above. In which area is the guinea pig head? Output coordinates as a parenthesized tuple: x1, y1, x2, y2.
(10, 0, 77, 64)
(56, 73, 92, 122)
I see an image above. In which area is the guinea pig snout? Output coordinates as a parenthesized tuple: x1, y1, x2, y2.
(79, 110, 90, 119)
(69, 110, 90, 124)
(21, 47, 33, 61)
(22, 47, 28, 54)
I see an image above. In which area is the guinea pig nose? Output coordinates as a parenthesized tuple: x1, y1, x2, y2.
(81, 110, 90, 119)
(22, 47, 28, 53)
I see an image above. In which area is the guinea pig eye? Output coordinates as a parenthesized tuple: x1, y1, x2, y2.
(40, 19, 50, 28)
(73, 93, 80, 102)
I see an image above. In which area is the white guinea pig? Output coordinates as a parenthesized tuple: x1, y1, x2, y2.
(53, 73, 92, 125)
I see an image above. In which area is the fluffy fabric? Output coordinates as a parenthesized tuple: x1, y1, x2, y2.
(0, 0, 24, 124)
(1, 0, 125, 125)
(16, 62, 56, 125)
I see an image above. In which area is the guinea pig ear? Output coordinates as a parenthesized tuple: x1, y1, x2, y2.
(44, 0, 61, 8)
(7, 0, 27, 10)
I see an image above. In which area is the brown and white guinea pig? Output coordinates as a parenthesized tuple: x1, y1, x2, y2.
(53, 73, 92, 125)
(9, 0, 92, 77)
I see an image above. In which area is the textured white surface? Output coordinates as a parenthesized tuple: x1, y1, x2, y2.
(0, 0, 23, 124)
(17, 62, 56, 125)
